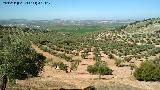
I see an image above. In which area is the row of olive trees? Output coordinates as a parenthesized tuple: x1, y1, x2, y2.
(87, 47, 112, 79)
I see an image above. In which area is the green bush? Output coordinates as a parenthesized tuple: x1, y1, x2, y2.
(64, 56, 72, 62)
(148, 47, 160, 56)
(81, 53, 89, 59)
(56, 53, 65, 58)
(87, 65, 98, 74)
(129, 64, 137, 70)
(93, 56, 101, 62)
(83, 49, 89, 53)
(72, 52, 79, 56)
(134, 60, 160, 81)
(52, 62, 68, 71)
(1, 42, 46, 80)
(124, 56, 132, 62)
(87, 61, 112, 79)
(108, 53, 114, 59)
(0, 26, 48, 81)
(39, 45, 48, 52)
(103, 51, 109, 55)
(114, 58, 122, 67)
(93, 47, 101, 56)
(56, 53, 72, 61)
(71, 60, 81, 70)
(58, 62, 68, 71)
(48, 50, 57, 55)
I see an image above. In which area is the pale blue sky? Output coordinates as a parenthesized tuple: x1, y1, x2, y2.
(0, 0, 160, 20)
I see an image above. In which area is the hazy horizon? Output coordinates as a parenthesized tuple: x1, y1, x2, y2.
(0, 0, 160, 20)
(0, 17, 144, 21)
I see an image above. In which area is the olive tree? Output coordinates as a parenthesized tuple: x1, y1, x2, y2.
(87, 61, 112, 79)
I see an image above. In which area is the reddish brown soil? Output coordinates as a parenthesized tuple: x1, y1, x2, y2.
(16, 44, 160, 90)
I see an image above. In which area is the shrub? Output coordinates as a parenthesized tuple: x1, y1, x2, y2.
(57, 62, 68, 71)
(71, 60, 81, 70)
(108, 53, 114, 59)
(87, 61, 112, 79)
(87, 65, 98, 74)
(56, 53, 72, 61)
(72, 52, 79, 56)
(48, 50, 57, 55)
(93, 47, 101, 56)
(81, 53, 89, 59)
(1, 43, 46, 80)
(65, 56, 72, 62)
(87, 48, 92, 52)
(0, 27, 46, 81)
(93, 56, 101, 62)
(148, 47, 160, 56)
(83, 49, 89, 53)
(134, 60, 160, 81)
(39, 45, 48, 52)
(56, 53, 66, 58)
(52, 62, 68, 71)
(129, 64, 137, 70)
(124, 56, 132, 62)
(114, 58, 122, 67)
(103, 51, 109, 55)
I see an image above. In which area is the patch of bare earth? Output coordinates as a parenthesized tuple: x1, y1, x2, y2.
(101, 52, 160, 90)
(16, 44, 160, 90)
(75, 52, 95, 74)
(31, 44, 71, 68)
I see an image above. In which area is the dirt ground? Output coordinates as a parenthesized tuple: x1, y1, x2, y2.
(15, 44, 160, 90)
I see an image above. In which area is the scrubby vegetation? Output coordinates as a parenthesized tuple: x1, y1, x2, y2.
(52, 61, 68, 71)
(114, 58, 123, 67)
(56, 53, 72, 62)
(1, 17, 160, 89)
(71, 60, 81, 70)
(0, 26, 46, 81)
(134, 60, 160, 81)
(81, 53, 89, 59)
(87, 61, 112, 79)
